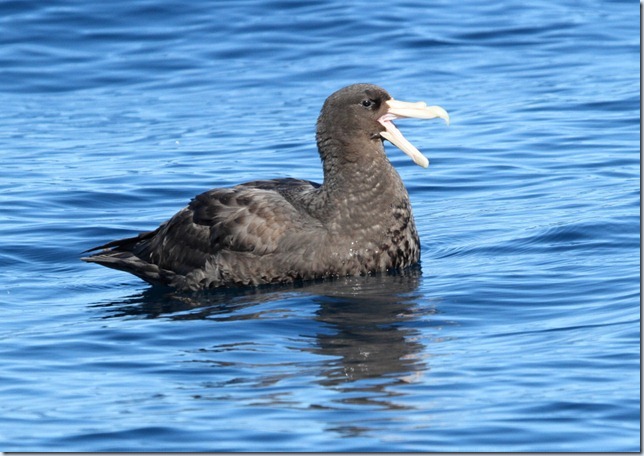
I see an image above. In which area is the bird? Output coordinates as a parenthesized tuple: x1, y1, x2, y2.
(82, 83, 449, 291)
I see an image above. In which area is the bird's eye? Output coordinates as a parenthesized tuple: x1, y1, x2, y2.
(361, 99, 374, 108)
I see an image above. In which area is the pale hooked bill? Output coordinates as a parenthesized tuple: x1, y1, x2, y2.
(378, 99, 450, 168)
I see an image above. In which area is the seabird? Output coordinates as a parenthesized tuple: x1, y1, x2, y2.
(83, 83, 449, 291)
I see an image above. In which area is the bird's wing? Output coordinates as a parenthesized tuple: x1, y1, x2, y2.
(130, 180, 322, 274)
(82, 179, 324, 287)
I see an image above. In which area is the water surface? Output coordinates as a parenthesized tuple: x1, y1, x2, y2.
(0, 0, 639, 451)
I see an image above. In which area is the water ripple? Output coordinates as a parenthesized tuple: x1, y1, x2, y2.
(0, 0, 638, 452)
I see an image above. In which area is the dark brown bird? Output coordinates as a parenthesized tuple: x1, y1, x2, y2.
(82, 84, 449, 290)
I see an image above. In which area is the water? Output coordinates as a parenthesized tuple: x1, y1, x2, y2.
(0, 0, 639, 451)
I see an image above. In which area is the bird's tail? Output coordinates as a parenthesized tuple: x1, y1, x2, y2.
(82, 230, 178, 287)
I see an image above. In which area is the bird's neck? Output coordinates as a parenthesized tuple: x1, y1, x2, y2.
(314, 139, 410, 228)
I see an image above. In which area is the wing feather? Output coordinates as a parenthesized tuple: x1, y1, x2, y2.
(84, 179, 324, 288)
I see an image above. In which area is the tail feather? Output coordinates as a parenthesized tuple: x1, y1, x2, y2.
(82, 229, 180, 287)
(82, 229, 157, 254)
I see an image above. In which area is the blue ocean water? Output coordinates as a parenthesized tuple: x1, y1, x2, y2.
(0, 0, 639, 451)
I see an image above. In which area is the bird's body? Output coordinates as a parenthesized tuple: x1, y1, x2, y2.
(83, 84, 448, 291)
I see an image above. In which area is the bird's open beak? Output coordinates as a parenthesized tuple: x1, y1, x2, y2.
(378, 99, 449, 168)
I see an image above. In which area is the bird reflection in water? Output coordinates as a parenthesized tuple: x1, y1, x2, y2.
(307, 273, 430, 387)
(92, 270, 439, 418)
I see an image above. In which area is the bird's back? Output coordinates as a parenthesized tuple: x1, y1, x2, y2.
(82, 178, 326, 290)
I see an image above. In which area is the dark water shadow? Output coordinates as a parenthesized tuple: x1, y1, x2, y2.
(91, 269, 438, 413)
(309, 293, 431, 388)
(92, 268, 427, 322)
(303, 274, 436, 421)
